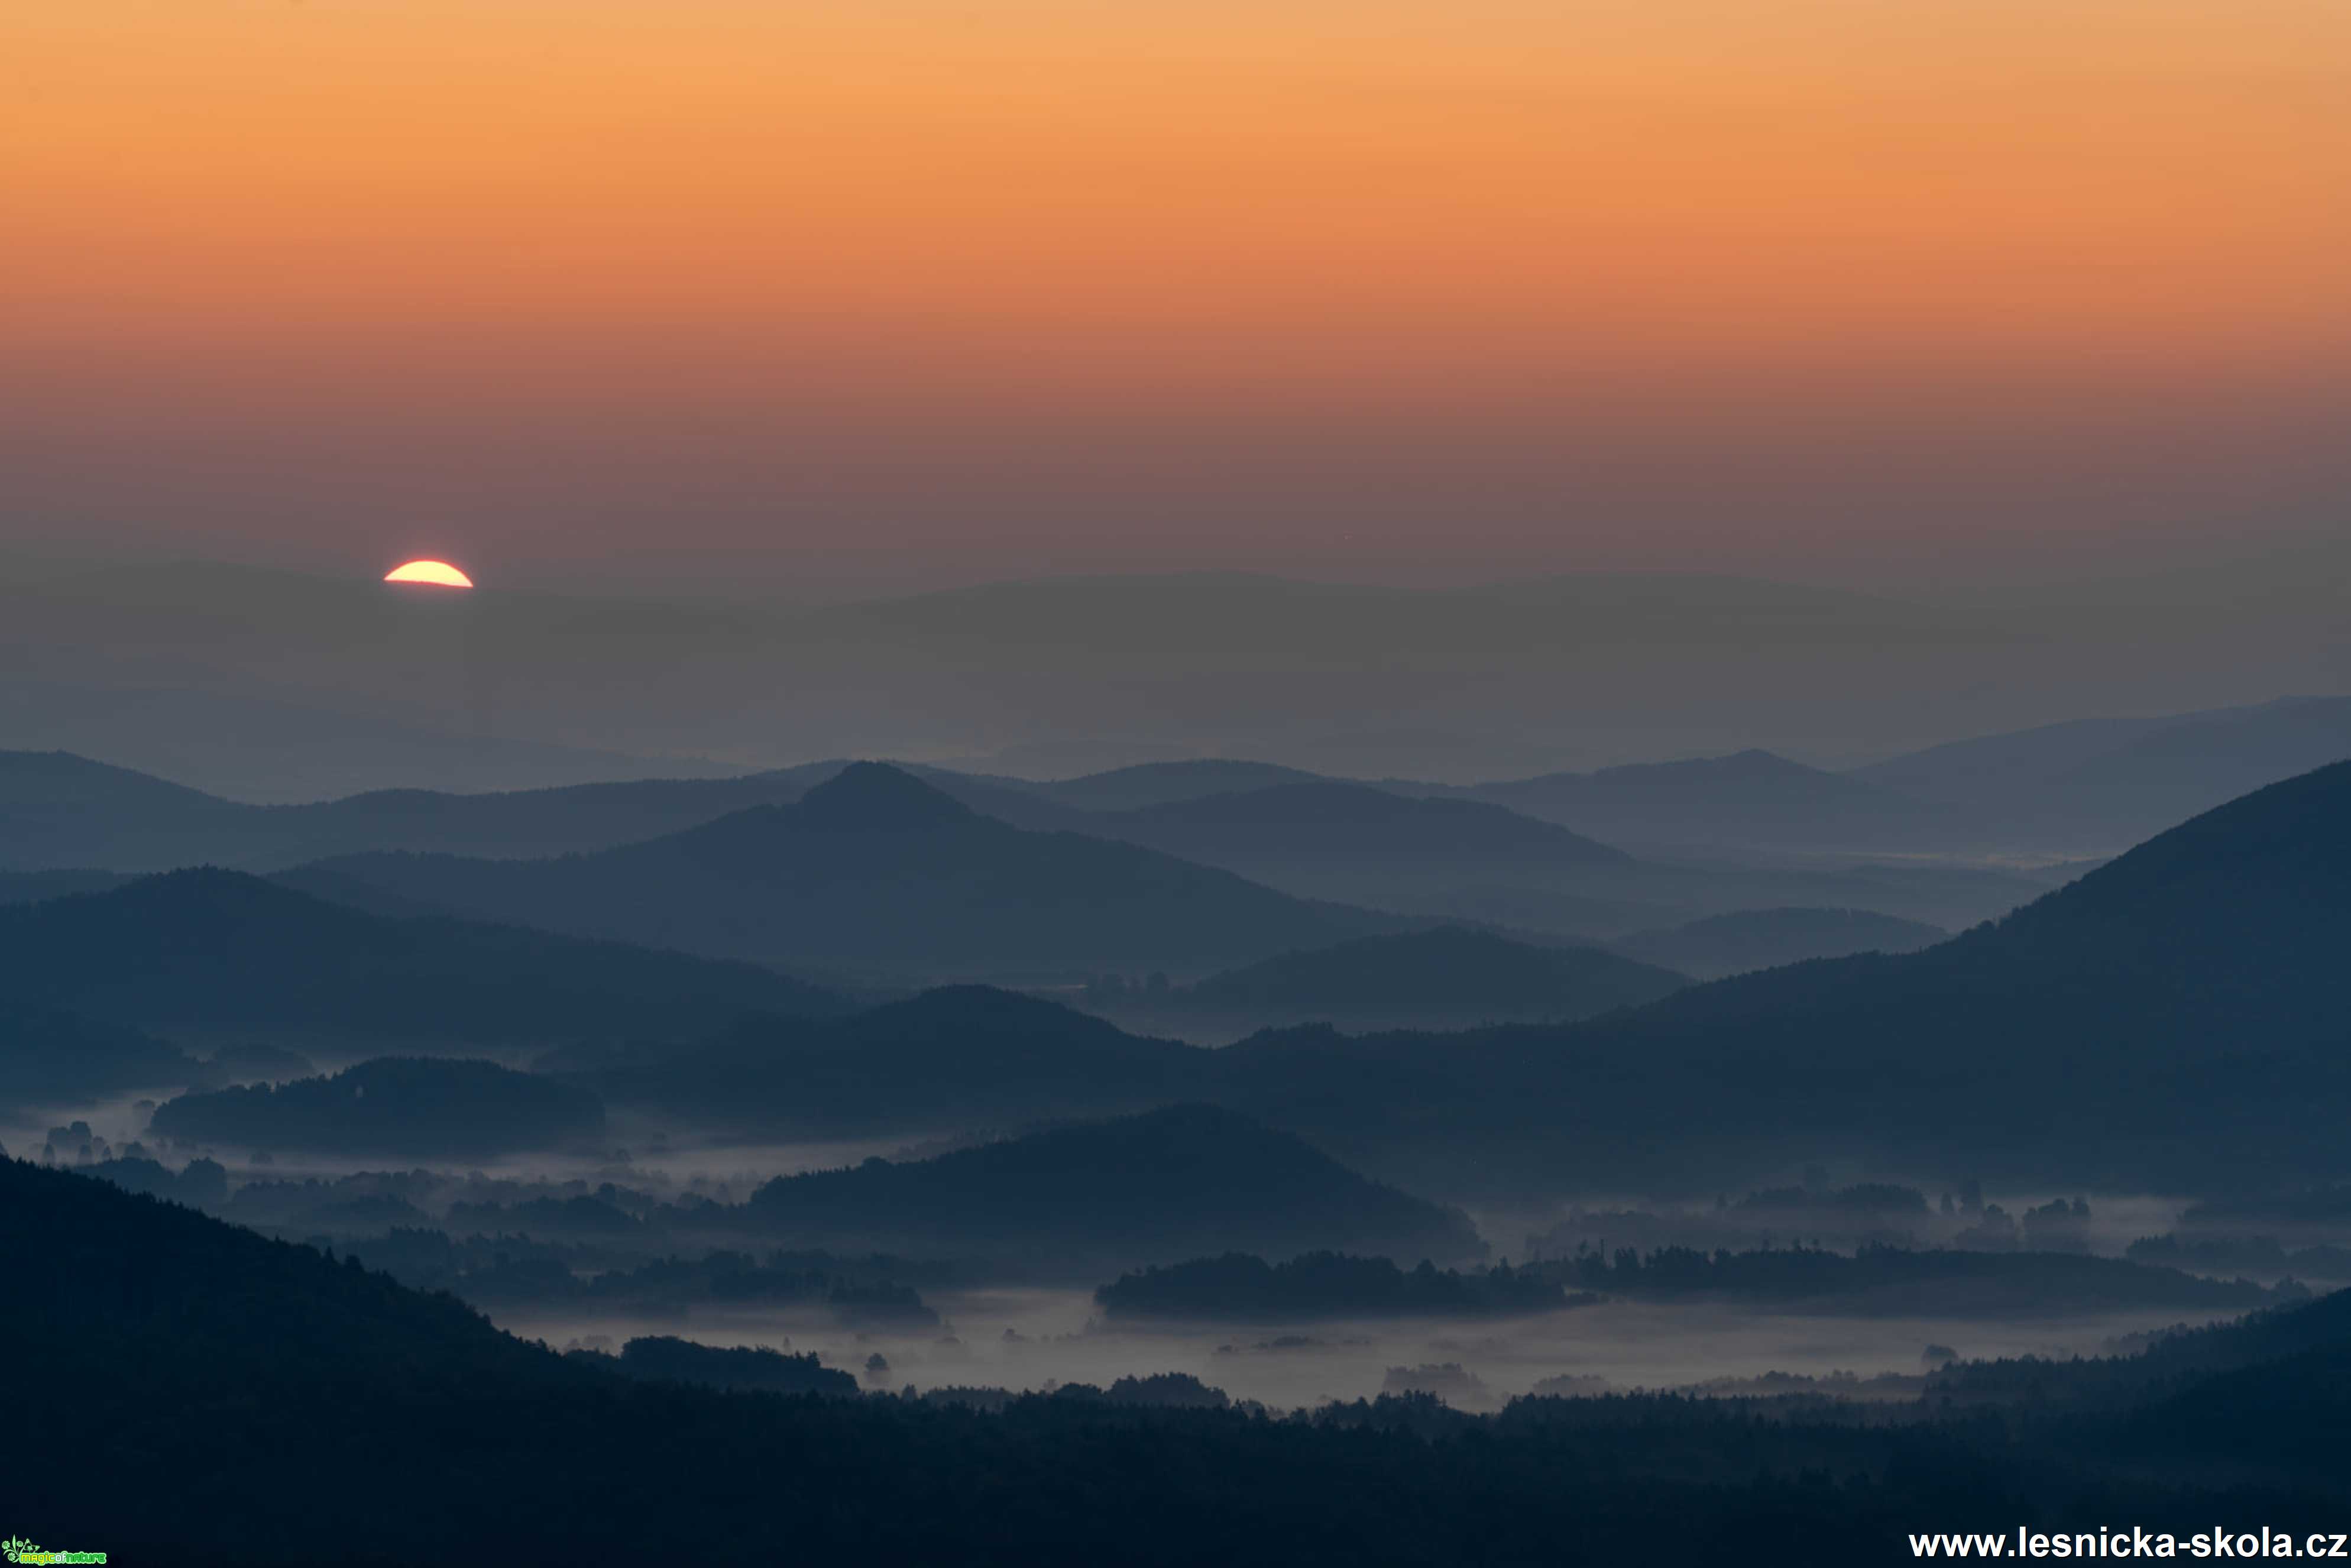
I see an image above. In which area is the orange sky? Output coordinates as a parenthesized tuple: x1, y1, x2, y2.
(5, 0, 2348, 581)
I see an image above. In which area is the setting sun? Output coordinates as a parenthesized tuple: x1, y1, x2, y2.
(383, 559, 474, 588)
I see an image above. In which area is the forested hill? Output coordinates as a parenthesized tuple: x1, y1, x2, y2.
(741, 1103, 1486, 1265)
(0, 867, 848, 1041)
(8, 1156, 2351, 1566)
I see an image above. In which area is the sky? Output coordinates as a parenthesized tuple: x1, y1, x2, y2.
(6, 1, 2347, 596)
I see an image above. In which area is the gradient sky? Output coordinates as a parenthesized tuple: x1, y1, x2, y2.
(7, 1, 2347, 592)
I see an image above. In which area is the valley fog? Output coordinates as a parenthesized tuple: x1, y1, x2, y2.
(23, 1085, 2320, 1417)
(500, 1291, 2230, 1415)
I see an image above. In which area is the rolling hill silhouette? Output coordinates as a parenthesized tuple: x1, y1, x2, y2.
(741, 1103, 1484, 1265)
(1449, 749, 1944, 850)
(151, 1056, 608, 1158)
(1212, 761, 2351, 1190)
(0, 749, 250, 870)
(1, 748, 2044, 932)
(1021, 759, 1334, 812)
(0, 1000, 196, 1106)
(581, 984, 1208, 1130)
(1070, 773, 2031, 934)
(296, 763, 1410, 974)
(0, 868, 846, 1044)
(0, 748, 850, 872)
(1109, 782, 1630, 866)
(1855, 696, 2351, 850)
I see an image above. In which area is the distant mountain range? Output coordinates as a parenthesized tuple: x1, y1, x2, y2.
(1074, 783, 1634, 912)
(14, 686, 2347, 955)
(487, 751, 2351, 1198)
(289, 764, 1413, 975)
(0, 747, 845, 872)
(1000, 759, 1333, 814)
(1201, 759, 2351, 1193)
(1427, 749, 1948, 852)
(1854, 695, 2351, 850)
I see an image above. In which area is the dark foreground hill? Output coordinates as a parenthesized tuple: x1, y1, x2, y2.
(297, 763, 1407, 974)
(0, 867, 846, 1044)
(7, 1156, 2351, 1567)
(741, 1103, 1484, 1266)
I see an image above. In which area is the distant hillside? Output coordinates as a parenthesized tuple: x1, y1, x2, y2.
(2, 747, 2044, 935)
(1856, 696, 2351, 850)
(1109, 782, 1628, 868)
(297, 763, 1408, 975)
(1449, 750, 1945, 851)
(0, 868, 847, 1043)
(0, 1001, 196, 1107)
(1084, 926, 1684, 1038)
(1050, 781, 1635, 915)
(743, 1103, 1484, 1265)
(0, 867, 132, 903)
(151, 1057, 608, 1158)
(0, 749, 249, 871)
(1077, 777, 2035, 938)
(1023, 759, 1336, 812)
(551, 764, 2351, 1193)
(248, 763, 850, 864)
(0, 747, 230, 814)
(0, 748, 849, 872)
(1210, 762, 2351, 1191)
(581, 985, 1209, 1132)
(1611, 908, 1946, 979)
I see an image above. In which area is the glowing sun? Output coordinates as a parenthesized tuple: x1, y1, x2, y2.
(384, 559, 474, 588)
